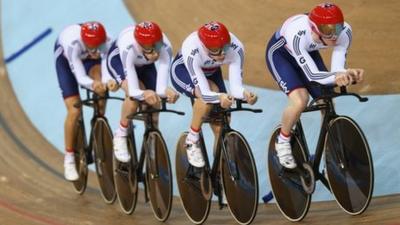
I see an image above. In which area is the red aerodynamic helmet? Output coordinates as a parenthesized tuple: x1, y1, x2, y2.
(80, 21, 107, 48)
(309, 3, 344, 39)
(134, 21, 163, 46)
(198, 21, 231, 49)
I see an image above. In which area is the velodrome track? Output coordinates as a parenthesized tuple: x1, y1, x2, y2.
(1, 0, 399, 224)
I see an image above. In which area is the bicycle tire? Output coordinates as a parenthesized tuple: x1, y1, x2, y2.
(145, 131, 173, 222)
(92, 118, 116, 204)
(267, 126, 311, 222)
(175, 132, 211, 224)
(324, 116, 374, 215)
(221, 131, 259, 225)
(113, 126, 138, 214)
(72, 118, 88, 194)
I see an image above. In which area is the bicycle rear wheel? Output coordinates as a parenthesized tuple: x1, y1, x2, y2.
(175, 132, 211, 224)
(324, 116, 374, 215)
(145, 131, 173, 221)
(113, 128, 138, 214)
(72, 119, 88, 194)
(221, 131, 258, 225)
(92, 118, 116, 204)
(267, 126, 311, 222)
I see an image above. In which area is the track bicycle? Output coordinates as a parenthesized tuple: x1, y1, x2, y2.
(267, 82, 374, 221)
(113, 98, 184, 222)
(72, 88, 123, 204)
(176, 99, 262, 225)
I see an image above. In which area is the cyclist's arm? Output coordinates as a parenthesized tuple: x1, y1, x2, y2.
(155, 41, 173, 97)
(331, 24, 352, 72)
(287, 34, 336, 85)
(67, 44, 94, 89)
(100, 54, 114, 84)
(227, 44, 245, 99)
(184, 53, 220, 103)
(122, 47, 144, 100)
(100, 39, 114, 83)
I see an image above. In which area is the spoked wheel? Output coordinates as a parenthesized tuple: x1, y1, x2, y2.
(92, 118, 116, 204)
(72, 119, 88, 194)
(221, 131, 258, 225)
(145, 131, 173, 222)
(175, 132, 211, 224)
(324, 116, 374, 215)
(267, 126, 311, 222)
(113, 130, 138, 214)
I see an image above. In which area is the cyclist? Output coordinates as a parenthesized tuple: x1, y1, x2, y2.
(108, 21, 179, 163)
(171, 21, 257, 167)
(54, 21, 118, 181)
(265, 3, 364, 169)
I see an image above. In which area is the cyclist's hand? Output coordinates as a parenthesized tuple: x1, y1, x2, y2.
(219, 93, 233, 109)
(244, 90, 258, 105)
(92, 80, 106, 94)
(347, 68, 364, 83)
(107, 79, 119, 92)
(165, 87, 179, 103)
(143, 90, 160, 106)
(335, 72, 353, 87)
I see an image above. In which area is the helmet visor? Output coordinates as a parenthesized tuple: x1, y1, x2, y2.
(86, 43, 106, 54)
(208, 43, 230, 56)
(318, 23, 344, 40)
(141, 41, 163, 54)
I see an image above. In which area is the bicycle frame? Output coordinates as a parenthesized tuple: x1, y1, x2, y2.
(198, 100, 262, 206)
(128, 107, 158, 203)
(293, 84, 368, 191)
(79, 89, 124, 162)
(126, 99, 184, 203)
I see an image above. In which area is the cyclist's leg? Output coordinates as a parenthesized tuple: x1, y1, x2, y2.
(265, 34, 309, 168)
(137, 63, 160, 128)
(107, 46, 139, 162)
(55, 43, 81, 180)
(207, 68, 227, 154)
(306, 50, 332, 118)
(86, 59, 106, 115)
(170, 54, 211, 167)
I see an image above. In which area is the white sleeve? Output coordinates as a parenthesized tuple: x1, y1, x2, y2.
(331, 25, 352, 72)
(155, 44, 173, 97)
(286, 33, 335, 85)
(122, 47, 144, 100)
(66, 44, 94, 89)
(101, 39, 114, 83)
(228, 47, 245, 99)
(184, 53, 220, 103)
(101, 56, 113, 83)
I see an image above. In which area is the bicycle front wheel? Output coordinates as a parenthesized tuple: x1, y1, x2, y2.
(113, 129, 138, 214)
(221, 131, 258, 225)
(267, 126, 311, 222)
(72, 119, 88, 194)
(145, 131, 173, 222)
(324, 116, 374, 215)
(92, 118, 116, 204)
(175, 132, 211, 224)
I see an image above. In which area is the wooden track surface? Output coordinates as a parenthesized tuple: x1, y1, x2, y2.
(0, 1, 399, 225)
(126, 0, 400, 95)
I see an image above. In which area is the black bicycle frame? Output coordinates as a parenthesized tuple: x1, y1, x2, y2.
(293, 83, 368, 190)
(198, 100, 262, 205)
(78, 89, 124, 162)
(127, 99, 184, 202)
